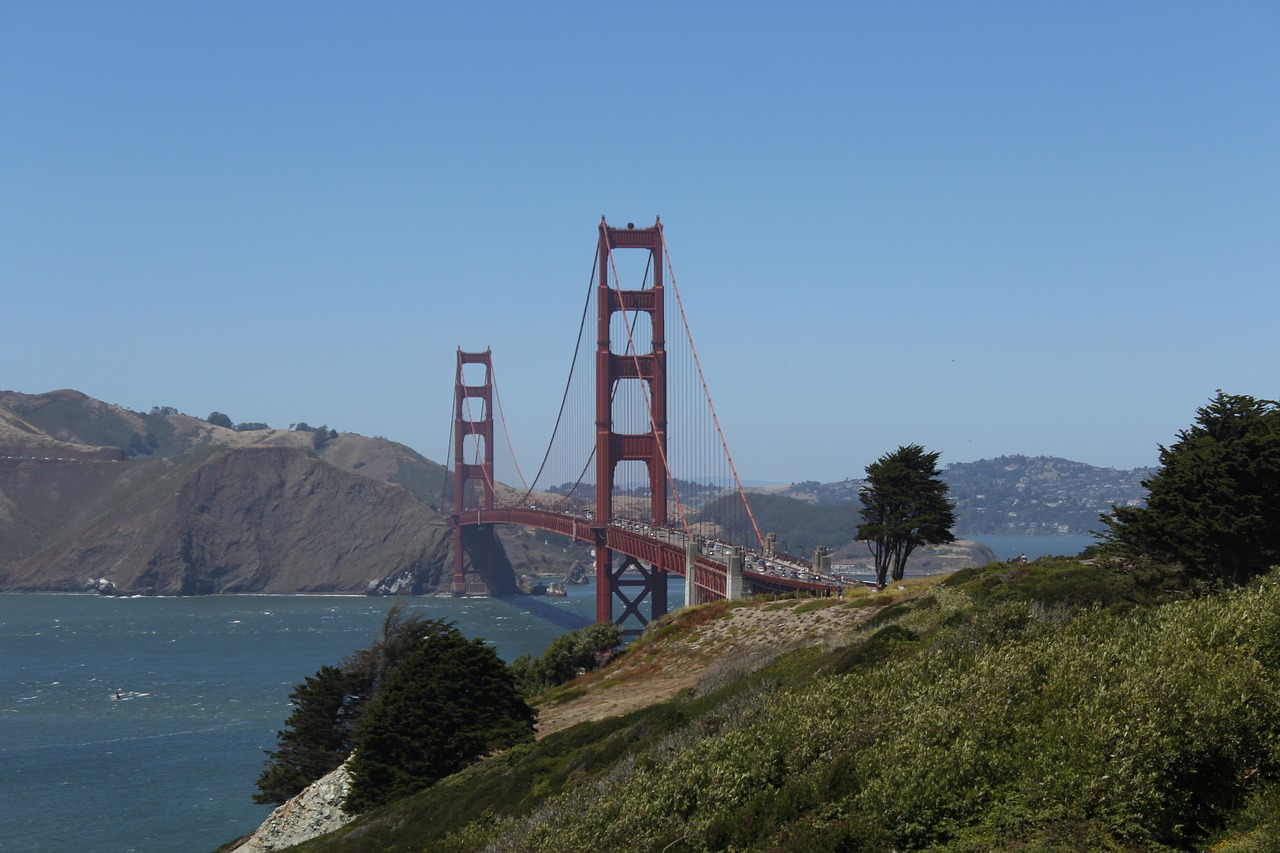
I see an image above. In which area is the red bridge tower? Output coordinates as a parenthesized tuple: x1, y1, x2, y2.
(594, 217, 669, 629)
(452, 348, 498, 596)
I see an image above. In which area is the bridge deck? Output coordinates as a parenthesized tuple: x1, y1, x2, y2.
(451, 508, 842, 599)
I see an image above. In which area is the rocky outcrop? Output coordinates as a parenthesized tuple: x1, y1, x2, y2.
(907, 539, 999, 574)
(233, 761, 356, 852)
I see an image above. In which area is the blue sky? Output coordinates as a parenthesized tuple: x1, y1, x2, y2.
(3, 1, 1277, 484)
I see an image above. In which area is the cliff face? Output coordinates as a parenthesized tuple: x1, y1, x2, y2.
(6, 446, 457, 595)
(0, 390, 518, 596)
(233, 761, 356, 852)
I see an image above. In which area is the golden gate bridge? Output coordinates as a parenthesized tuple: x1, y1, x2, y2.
(445, 218, 838, 633)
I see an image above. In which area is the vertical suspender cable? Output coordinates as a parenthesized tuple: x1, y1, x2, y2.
(488, 363, 530, 497)
(660, 223, 765, 548)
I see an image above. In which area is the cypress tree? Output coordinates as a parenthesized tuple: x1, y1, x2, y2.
(345, 624, 535, 812)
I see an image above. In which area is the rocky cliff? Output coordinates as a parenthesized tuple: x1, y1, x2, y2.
(0, 390, 519, 595)
(8, 445, 463, 595)
(231, 761, 356, 852)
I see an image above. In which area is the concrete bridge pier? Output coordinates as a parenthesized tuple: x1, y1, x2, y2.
(812, 545, 831, 576)
(685, 538, 700, 607)
(726, 547, 744, 600)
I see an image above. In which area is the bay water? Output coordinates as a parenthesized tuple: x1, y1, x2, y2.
(1, 536, 1083, 852)
(963, 533, 1096, 562)
(1, 588, 614, 853)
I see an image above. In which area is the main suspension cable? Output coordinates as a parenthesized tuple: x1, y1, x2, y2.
(518, 249, 600, 509)
(489, 362, 530, 497)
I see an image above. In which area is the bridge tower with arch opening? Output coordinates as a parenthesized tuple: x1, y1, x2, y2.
(594, 217, 669, 629)
(452, 348, 499, 596)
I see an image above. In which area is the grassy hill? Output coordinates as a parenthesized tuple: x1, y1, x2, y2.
(256, 559, 1280, 852)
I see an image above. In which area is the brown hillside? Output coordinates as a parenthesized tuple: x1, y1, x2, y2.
(5, 446, 469, 595)
(0, 390, 523, 596)
(535, 582, 933, 738)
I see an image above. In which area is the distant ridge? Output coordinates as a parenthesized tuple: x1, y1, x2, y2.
(770, 455, 1153, 536)
(1, 390, 1144, 595)
(0, 389, 519, 596)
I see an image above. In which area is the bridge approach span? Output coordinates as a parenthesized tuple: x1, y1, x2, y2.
(452, 508, 836, 602)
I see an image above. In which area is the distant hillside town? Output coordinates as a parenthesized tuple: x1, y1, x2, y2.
(778, 455, 1153, 536)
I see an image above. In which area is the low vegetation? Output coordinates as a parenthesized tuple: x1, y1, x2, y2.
(509, 622, 623, 697)
(272, 558, 1280, 852)
(251, 392, 1280, 851)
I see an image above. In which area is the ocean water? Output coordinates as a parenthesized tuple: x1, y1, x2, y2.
(962, 533, 1098, 562)
(0, 588, 626, 853)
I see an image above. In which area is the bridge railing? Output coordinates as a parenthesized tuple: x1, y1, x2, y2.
(452, 506, 849, 601)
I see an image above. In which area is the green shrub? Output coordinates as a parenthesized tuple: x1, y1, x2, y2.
(511, 622, 623, 695)
(825, 623, 920, 674)
(345, 623, 535, 812)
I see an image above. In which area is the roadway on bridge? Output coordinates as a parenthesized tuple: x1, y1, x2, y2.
(451, 506, 854, 597)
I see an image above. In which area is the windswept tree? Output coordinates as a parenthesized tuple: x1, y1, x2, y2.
(252, 664, 367, 804)
(254, 603, 449, 805)
(856, 444, 956, 588)
(1101, 391, 1280, 586)
(345, 623, 535, 812)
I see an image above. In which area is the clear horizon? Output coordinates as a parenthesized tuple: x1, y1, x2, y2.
(4, 1, 1276, 482)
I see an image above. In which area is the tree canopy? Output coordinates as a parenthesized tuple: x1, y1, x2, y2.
(510, 622, 622, 696)
(856, 444, 956, 588)
(344, 622, 535, 812)
(1101, 391, 1280, 586)
(252, 664, 367, 804)
(254, 604, 457, 805)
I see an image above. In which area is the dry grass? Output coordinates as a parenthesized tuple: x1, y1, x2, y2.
(533, 580, 943, 738)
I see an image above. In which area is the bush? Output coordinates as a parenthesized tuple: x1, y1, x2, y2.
(511, 622, 622, 695)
